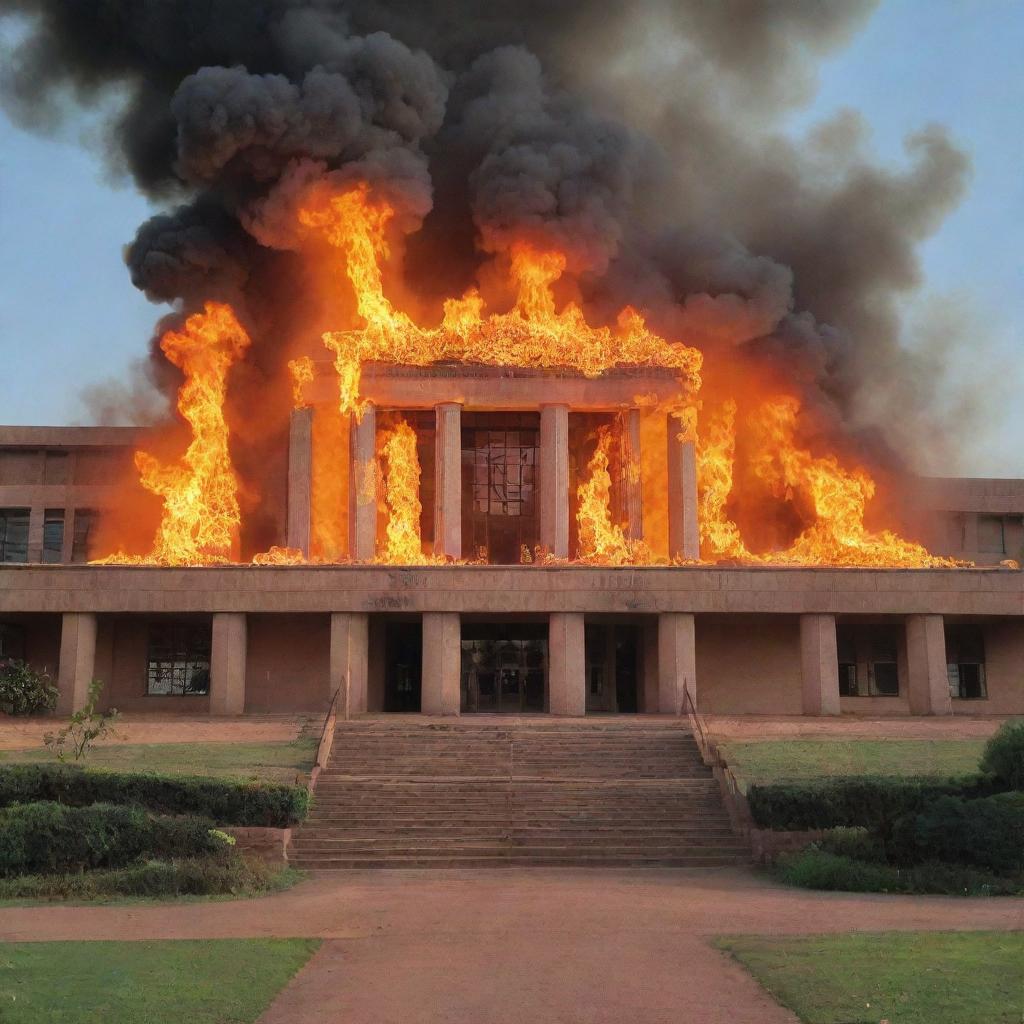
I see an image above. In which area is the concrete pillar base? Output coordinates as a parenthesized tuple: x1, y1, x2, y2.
(800, 613, 841, 715)
(549, 612, 585, 716)
(658, 612, 696, 714)
(422, 612, 461, 715)
(210, 613, 247, 716)
(906, 614, 952, 716)
(57, 612, 97, 715)
(330, 612, 369, 718)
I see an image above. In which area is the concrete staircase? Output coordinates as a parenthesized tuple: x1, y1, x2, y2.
(289, 720, 749, 869)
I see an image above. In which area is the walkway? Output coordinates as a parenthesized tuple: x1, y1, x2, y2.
(1, 868, 1020, 1024)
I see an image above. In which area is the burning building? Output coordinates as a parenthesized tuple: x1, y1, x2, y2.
(1, 1, 1022, 721)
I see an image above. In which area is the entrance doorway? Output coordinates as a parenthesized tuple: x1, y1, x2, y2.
(585, 622, 640, 713)
(461, 621, 547, 713)
(384, 621, 422, 712)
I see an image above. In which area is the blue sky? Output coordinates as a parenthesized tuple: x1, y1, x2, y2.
(1, 2, 1021, 474)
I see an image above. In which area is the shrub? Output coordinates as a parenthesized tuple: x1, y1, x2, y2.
(776, 849, 1023, 897)
(43, 678, 119, 761)
(0, 801, 223, 876)
(0, 661, 57, 716)
(981, 719, 1024, 790)
(889, 792, 1024, 874)
(816, 826, 886, 863)
(747, 775, 997, 835)
(0, 853, 296, 902)
(0, 764, 309, 827)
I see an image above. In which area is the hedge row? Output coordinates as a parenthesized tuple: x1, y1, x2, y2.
(746, 774, 999, 834)
(0, 764, 309, 828)
(0, 802, 226, 876)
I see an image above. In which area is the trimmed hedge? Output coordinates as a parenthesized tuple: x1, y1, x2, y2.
(0, 764, 309, 827)
(747, 774, 998, 834)
(981, 719, 1024, 790)
(0, 802, 225, 876)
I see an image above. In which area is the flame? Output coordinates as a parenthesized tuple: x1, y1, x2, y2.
(252, 545, 305, 565)
(376, 418, 441, 565)
(697, 400, 754, 561)
(96, 302, 250, 566)
(576, 424, 650, 565)
(299, 183, 703, 419)
(288, 355, 315, 409)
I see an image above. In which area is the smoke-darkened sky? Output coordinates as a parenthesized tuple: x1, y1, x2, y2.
(0, 1, 1020, 476)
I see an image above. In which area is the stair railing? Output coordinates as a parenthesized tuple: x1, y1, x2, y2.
(679, 684, 716, 767)
(309, 686, 342, 792)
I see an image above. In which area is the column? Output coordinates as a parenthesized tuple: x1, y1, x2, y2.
(421, 612, 461, 715)
(349, 404, 377, 561)
(800, 614, 841, 716)
(433, 403, 462, 559)
(330, 612, 369, 718)
(641, 618, 660, 713)
(658, 612, 696, 714)
(57, 612, 96, 715)
(667, 415, 699, 561)
(549, 612, 585, 716)
(27, 506, 44, 563)
(209, 613, 247, 715)
(287, 407, 313, 557)
(623, 408, 643, 541)
(540, 404, 570, 558)
(906, 614, 952, 715)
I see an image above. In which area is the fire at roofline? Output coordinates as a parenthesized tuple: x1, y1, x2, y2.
(0, 1, 983, 566)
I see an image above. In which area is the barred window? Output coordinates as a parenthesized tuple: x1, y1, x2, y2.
(146, 622, 211, 696)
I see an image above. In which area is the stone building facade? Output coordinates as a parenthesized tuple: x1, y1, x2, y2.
(2, 366, 1023, 720)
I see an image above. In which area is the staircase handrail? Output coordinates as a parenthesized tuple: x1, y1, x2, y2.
(679, 685, 717, 767)
(310, 686, 342, 792)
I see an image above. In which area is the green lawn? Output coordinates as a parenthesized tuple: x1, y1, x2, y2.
(0, 939, 320, 1024)
(0, 739, 317, 784)
(718, 931, 1024, 1024)
(719, 739, 986, 789)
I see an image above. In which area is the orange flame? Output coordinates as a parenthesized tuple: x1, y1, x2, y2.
(376, 418, 441, 565)
(96, 302, 250, 566)
(697, 400, 754, 561)
(288, 355, 315, 409)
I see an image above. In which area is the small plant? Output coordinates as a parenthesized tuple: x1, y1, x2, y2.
(43, 679, 120, 762)
(981, 719, 1024, 790)
(208, 829, 237, 848)
(0, 660, 58, 716)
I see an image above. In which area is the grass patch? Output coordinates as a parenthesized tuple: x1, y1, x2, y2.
(0, 739, 317, 784)
(721, 739, 986, 789)
(0, 938, 320, 1023)
(718, 931, 1024, 1024)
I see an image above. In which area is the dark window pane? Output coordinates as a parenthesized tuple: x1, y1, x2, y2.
(42, 510, 64, 564)
(71, 510, 96, 563)
(838, 663, 860, 697)
(977, 515, 1006, 554)
(146, 622, 212, 696)
(0, 509, 30, 563)
(872, 661, 899, 696)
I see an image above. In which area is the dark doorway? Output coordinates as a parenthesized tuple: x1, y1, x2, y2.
(585, 622, 640, 713)
(384, 621, 422, 712)
(462, 413, 540, 564)
(461, 621, 547, 713)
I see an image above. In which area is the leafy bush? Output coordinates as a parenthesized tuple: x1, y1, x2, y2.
(0, 661, 57, 716)
(0, 801, 224, 876)
(981, 719, 1024, 790)
(747, 775, 997, 835)
(816, 826, 886, 863)
(776, 848, 1023, 897)
(0, 853, 297, 901)
(889, 793, 1024, 874)
(43, 678, 119, 760)
(0, 764, 309, 827)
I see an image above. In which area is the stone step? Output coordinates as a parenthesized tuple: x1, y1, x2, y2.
(290, 854, 747, 869)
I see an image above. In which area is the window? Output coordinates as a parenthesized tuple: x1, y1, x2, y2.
(836, 626, 861, 696)
(70, 510, 96, 563)
(146, 622, 211, 696)
(977, 515, 1006, 554)
(42, 510, 65, 564)
(0, 509, 30, 563)
(946, 625, 987, 700)
(868, 629, 900, 696)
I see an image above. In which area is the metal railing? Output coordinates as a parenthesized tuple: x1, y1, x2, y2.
(679, 684, 716, 767)
(309, 686, 342, 793)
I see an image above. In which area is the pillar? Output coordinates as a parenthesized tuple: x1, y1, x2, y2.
(287, 407, 313, 557)
(349, 404, 377, 561)
(800, 614, 841, 716)
(27, 506, 44, 564)
(57, 612, 96, 715)
(540, 404, 570, 558)
(209, 613, 247, 715)
(906, 614, 952, 715)
(422, 612, 461, 715)
(433, 403, 462, 559)
(667, 415, 699, 561)
(330, 612, 369, 718)
(641, 618, 660, 713)
(549, 612, 585, 716)
(658, 612, 696, 714)
(623, 408, 643, 541)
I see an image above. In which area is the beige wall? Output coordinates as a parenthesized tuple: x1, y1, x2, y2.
(958, 619, 1024, 716)
(245, 614, 331, 712)
(696, 615, 803, 715)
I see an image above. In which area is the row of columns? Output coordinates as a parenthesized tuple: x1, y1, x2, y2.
(286, 403, 701, 561)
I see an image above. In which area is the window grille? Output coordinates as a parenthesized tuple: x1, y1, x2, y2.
(146, 622, 211, 696)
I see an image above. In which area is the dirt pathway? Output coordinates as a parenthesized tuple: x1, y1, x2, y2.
(1, 868, 1020, 1024)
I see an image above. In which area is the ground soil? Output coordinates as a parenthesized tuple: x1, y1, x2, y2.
(708, 715, 1009, 741)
